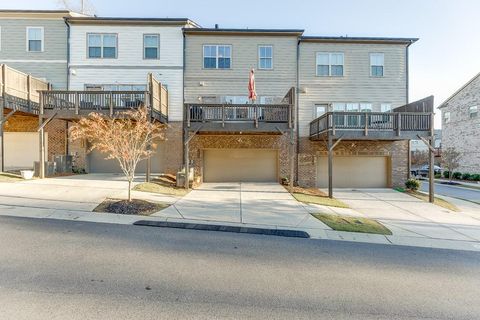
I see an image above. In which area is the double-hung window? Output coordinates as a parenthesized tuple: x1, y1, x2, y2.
(203, 45, 231, 69)
(27, 27, 43, 52)
(259, 45, 273, 69)
(444, 112, 451, 123)
(88, 33, 117, 59)
(370, 53, 384, 77)
(469, 106, 478, 118)
(314, 104, 328, 118)
(381, 103, 392, 112)
(316, 52, 344, 76)
(144, 34, 159, 59)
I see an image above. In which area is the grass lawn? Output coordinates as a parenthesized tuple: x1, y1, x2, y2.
(406, 190, 460, 212)
(134, 182, 189, 197)
(285, 186, 349, 208)
(312, 213, 392, 235)
(0, 173, 24, 183)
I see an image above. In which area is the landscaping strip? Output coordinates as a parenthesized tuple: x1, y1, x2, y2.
(397, 189, 460, 212)
(0, 173, 24, 183)
(94, 199, 170, 216)
(285, 186, 349, 208)
(311, 213, 392, 235)
(134, 182, 189, 197)
(133, 221, 310, 238)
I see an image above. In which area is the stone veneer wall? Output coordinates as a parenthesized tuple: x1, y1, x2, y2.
(4, 114, 67, 162)
(297, 137, 409, 188)
(188, 133, 293, 184)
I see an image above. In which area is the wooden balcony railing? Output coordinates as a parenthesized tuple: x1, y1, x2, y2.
(185, 103, 293, 128)
(310, 111, 432, 139)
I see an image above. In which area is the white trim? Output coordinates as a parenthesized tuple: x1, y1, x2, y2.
(0, 59, 67, 63)
(370, 52, 384, 77)
(316, 52, 344, 77)
(143, 33, 160, 60)
(203, 44, 232, 69)
(258, 45, 273, 70)
(26, 26, 44, 52)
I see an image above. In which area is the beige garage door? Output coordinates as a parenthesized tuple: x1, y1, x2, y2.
(88, 143, 164, 174)
(316, 156, 389, 188)
(203, 149, 278, 182)
(4, 132, 48, 170)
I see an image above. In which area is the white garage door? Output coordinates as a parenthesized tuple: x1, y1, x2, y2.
(316, 156, 389, 188)
(203, 149, 278, 182)
(4, 132, 48, 170)
(87, 143, 164, 174)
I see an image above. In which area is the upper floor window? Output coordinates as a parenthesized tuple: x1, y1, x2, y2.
(316, 52, 344, 76)
(444, 112, 451, 123)
(370, 53, 384, 77)
(381, 103, 392, 112)
(203, 45, 231, 69)
(258, 45, 273, 70)
(88, 33, 117, 59)
(144, 34, 159, 59)
(469, 105, 478, 118)
(27, 27, 44, 52)
(314, 104, 328, 118)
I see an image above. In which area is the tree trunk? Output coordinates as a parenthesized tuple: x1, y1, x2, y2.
(128, 179, 132, 202)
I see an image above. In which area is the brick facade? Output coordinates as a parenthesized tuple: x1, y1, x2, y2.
(187, 133, 293, 184)
(298, 137, 409, 188)
(4, 114, 68, 162)
(163, 122, 184, 174)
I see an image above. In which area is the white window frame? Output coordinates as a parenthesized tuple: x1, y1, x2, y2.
(316, 52, 344, 77)
(26, 26, 44, 52)
(143, 34, 160, 60)
(381, 103, 392, 112)
(444, 112, 451, 123)
(314, 104, 328, 118)
(203, 44, 232, 69)
(370, 53, 385, 77)
(469, 105, 478, 118)
(87, 33, 118, 59)
(258, 45, 273, 70)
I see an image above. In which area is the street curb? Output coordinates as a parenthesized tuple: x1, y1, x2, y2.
(133, 220, 311, 238)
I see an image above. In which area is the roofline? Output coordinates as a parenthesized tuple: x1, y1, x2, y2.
(0, 9, 85, 18)
(438, 72, 480, 109)
(300, 36, 419, 45)
(66, 16, 200, 27)
(183, 28, 304, 36)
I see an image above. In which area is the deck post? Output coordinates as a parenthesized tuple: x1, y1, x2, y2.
(27, 75, 32, 112)
(222, 104, 225, 128)
(187, 104, 191, 128)
(109, 91, 113, 117)
(364, 113, 368, 136)
(38, 94, 45, 179)
(184, 128, 189, 190)
(254, 104, 258, 128)
(396, 113, 401, 136)
(0, 65, 5, 172)
(428, 112, 435, 203)
(146, 149, 151, 183)
(327, 133, 333, 199)
(75, 92, 79, 115)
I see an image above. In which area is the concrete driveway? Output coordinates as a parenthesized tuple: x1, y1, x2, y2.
(333, 188, 480, 242)
(157, 182, 330, 229)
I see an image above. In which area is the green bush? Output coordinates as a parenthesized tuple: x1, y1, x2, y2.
(453, 172, 462, 179)
(462, 173, 472, 180)
(434, 173, 442, 179)
(470, 174, 480, 181)
(405, 178, 421, 191)
(443, 171, 450, 178)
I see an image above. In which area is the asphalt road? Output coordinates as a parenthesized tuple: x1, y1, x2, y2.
(420, 181, 480, 204)
(1, 216, 480, 320)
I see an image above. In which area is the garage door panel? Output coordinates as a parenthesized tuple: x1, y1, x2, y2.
(317, 156, 389, 188)
(204, 149, 277, 182)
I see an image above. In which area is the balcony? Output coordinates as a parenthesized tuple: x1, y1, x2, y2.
(309, 97, 434, 141)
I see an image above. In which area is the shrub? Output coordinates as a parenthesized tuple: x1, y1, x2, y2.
(434, 173, 442, 179)
(470, 174, 480, 181)
(443, 170, 450, 178)
(453, 172, 462, 179)
(462, 173, 471, 181)
(405, 178, 421, 191)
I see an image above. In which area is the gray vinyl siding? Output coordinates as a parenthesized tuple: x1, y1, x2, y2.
(184, 35, 298, 102)
(298, 42, 408, 136)
(0, 18, 68, 88)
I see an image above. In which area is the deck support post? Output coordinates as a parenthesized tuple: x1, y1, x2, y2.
(429, 112, 435, 203)
(327, 134, 333, 199)
(0, 64, 5, 172)
(38, 95, 45, 179)
(184, 128, 189, 190)
(146, 149, 151, 183)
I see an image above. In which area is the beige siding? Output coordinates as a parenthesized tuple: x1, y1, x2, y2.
(298, 42, 408, 136)
(184, 34, 298, 102)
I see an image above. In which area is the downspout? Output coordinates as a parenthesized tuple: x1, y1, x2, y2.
(295, 38, 300, 185)
(406, 40, 413, 104)
(64, 18, 70, 90)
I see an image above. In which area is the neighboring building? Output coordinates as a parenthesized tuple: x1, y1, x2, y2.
(183, 28, 302, 183)
(410, 129, 441, 153)
(298, 36, 419, 188)
(438, 73, 480, 173)
(0, 10, 84, 89)
(65, 16, 199, 173)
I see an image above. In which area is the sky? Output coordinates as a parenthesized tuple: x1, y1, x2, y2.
(2, 0, 480, 128)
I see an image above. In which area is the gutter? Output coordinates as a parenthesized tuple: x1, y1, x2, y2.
(295, 38, 300, 184)
(64, 18, 70, 90)
(405, 39, 414, 104)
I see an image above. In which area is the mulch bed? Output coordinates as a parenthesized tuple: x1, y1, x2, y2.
(93, 199, 169, 216)
(284, 186, 327, 197)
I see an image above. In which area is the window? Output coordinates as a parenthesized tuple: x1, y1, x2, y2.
(314, 104, 328, 118)
(444, 112, 451, 123)
(370, 53, 384, 77)
(27, 27, 43, 52)
(469, 106, 478, 118)
(259, 45, 273, 69)
(316, 52, 344, 76)
(381, 103, 392, 112)
(88, 33, 117, 59)
(144, 34, 159, 59)
(203, 45, 231, 69)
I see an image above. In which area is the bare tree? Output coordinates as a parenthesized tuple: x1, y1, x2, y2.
(411, 150, 429, 166)
(441, 147, 461, 183)
(69, 107, 166, 201)
(58, 0, 96, 15)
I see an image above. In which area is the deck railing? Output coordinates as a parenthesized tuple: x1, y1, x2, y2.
(310, 111, 432, 138)
(185, 103, 293, 128)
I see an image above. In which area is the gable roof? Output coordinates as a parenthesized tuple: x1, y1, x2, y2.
(438, 72, 480, 109)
